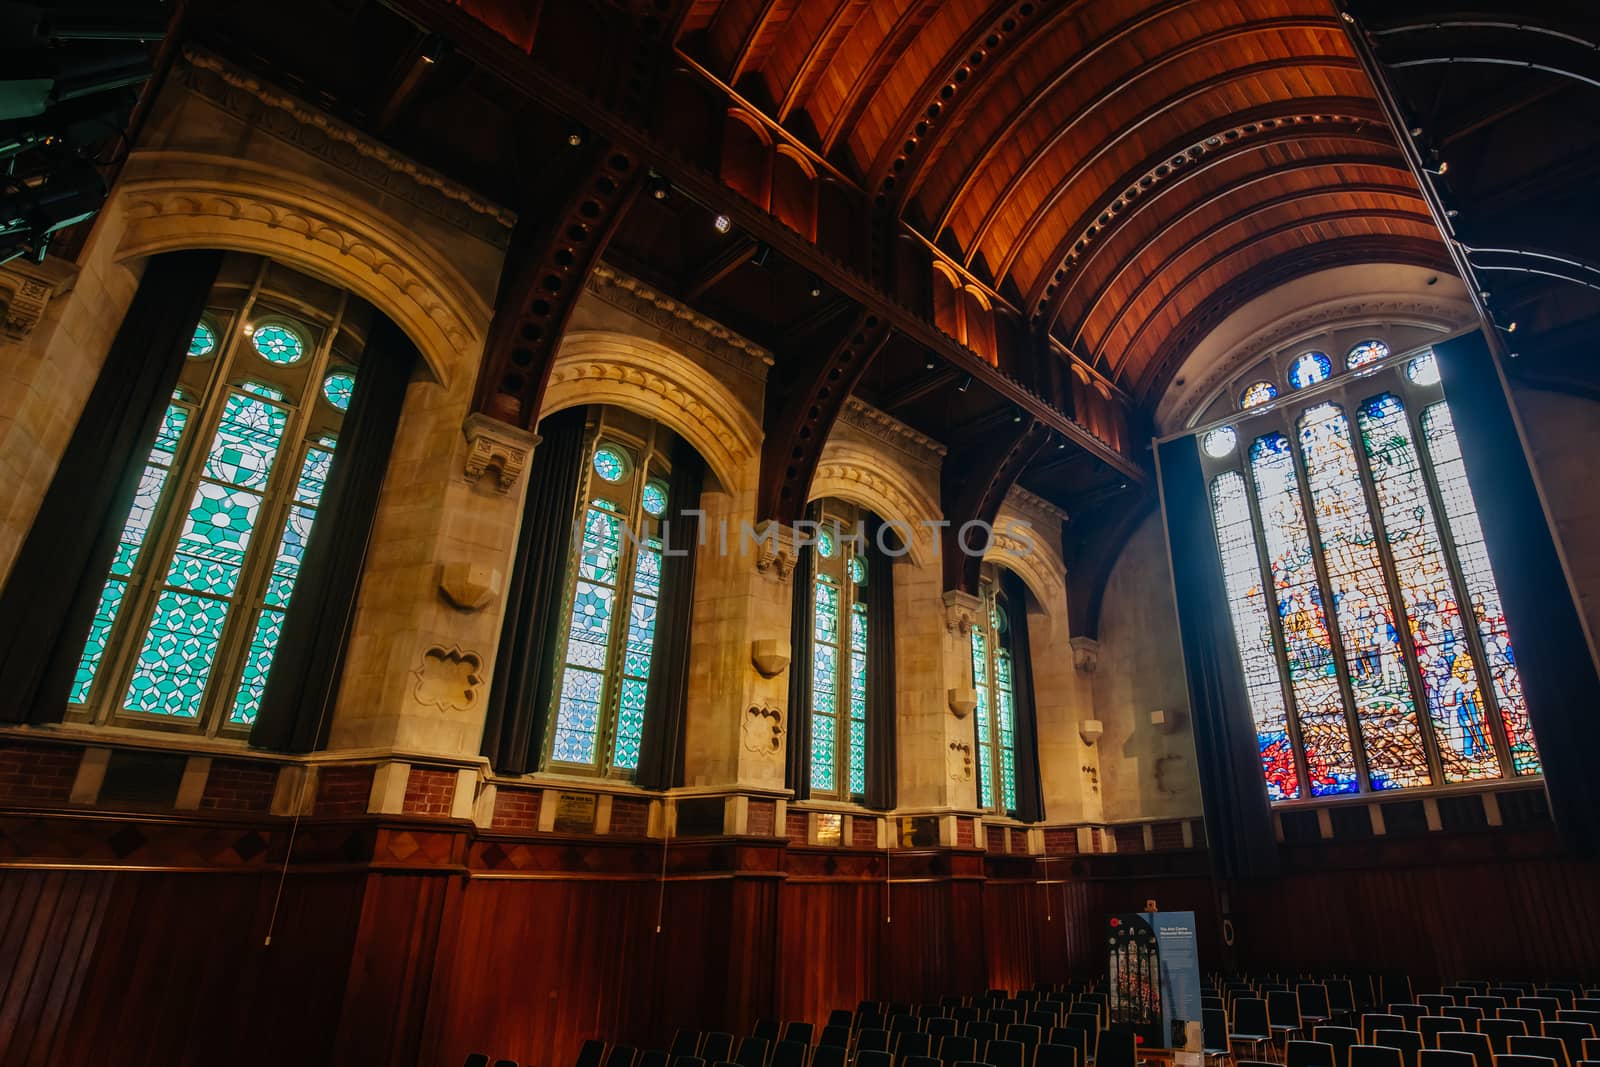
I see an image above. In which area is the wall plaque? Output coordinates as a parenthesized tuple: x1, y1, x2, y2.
(552, 791, 597, 834)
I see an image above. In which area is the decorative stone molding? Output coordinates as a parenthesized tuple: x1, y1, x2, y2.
(947, 687, 978, 719)
(544, 331, 762, 494)
(412, 645, 484, 714)
(948, 740, 974, 783)
(1078, 719, 1105, 746)
(751, 520, 799, 582)
(840, 397, 948, 464)
(462, 414, 538, 492)
(1005, 484, 1070, 528)
(943, 589, 983, 634)
(0, 256, 77, 341)
(1070, 637, 1101, 674)
(178, 47, 515, 245)
(751, 639, 789, 678)
(811, 445, 940, 565)
(742, 703, 784, 758)
(587, 263, 773, 379)
(438, 562, 501, 612)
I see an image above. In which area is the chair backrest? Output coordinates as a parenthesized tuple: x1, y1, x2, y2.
(1271, 991, 1304, 1028)
(735, 1037, 768, 1067)
(1350, 1044, 1405, 1067)
(1035, 1042, 1077, 1067)
(1393, 1006, 1428, 1028)
(953, 1006, 980, 1023)
(494, 1059, 518, 1067)
(1420, 996, 1456, 1014)
(1329, 982, 1357, 1015)
(1438, 1029, 1495, 1067)
(1503, 1009, 1545, 1031)
(1510, 1036, 1571, 1067)
(1051, 1027, 1091, 1061)
(1204, 1009, 1230, 1052)
(1417, 1050, 1476, 1067)
(784, 1023, 813, 1046)
(1320, 1025, 1361, 1067)
(638, 1049, 668, 1067)
(1373, 1029, 1422, 1067)
(464, 1055, 490, 1067)
(1492, 1056, 1558, 1067)
(855, 1052, 892, 1067)
(1492, 989, 1525, 1002)
(1096, 1030, 1136, 1067)
(675, 1057, 707, 1067)
(1301, 986, 1334, 1019)
(1540, 991, 1575, 1011)
(927, 1018, 959, 1037)
(702, 1037, 734, 1064)
(672, 1032, 702, 1058)
(989, 1009, 1019, 1028)
(754, 1022, 781, 1042)
(1444, 1009, 1485, 1027)
(1560, 1011, 1600, 1030)
(578, 1041, 609, 1067)
(1420, 1017, 1466, 1045)
(895, 1032, 931, 1059)
(1382, 979, 1416, 1007)
(938, 1034, 977, 1065)
(1466, 998, 1506, 1013)
(1008, 1024, 1043, 1047)
(817, 1027, 849, 1049)
(768, 1040, 807, 1067)
(828, 1010, 853, 1028)
(1029, 1012, 1060, 1031)
(857, 1031, 891, 1054)
(1524, 1000, 1563, 1021)
(1481, 1018, 1531, 1052)
(1544, 1023, 1595, 1060)
(607, 1045, 640, 1067)
(1584, 1036, 1600, 1061)
(900, 1056, 940, 1067)
(890, 1016, 920, 1034)
(1442, 989, 1475, 1004)
(808, 1049, 842, 1067)
(1236, 998, 1271, 1035)
(986, 1039, 1027, 1067)
(1287, 1040, 1336, 1067)
(967, 1021, 999, 1044)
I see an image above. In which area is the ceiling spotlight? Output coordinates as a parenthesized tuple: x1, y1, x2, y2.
(924, 354, 937, 370)
(957, 375, 973, 393)
(1423, 160, 1450, 176)
(1055, 438, 1067, 450)
(1445, 209, 1459, 218)
(566, 125, 586, 148)
(751, 242, 772, 267)
(646, 171, 671, 201)
(712, 213, 732, 234)
(1496, 321, 1518, 334)
(1011, 410, 1023, 423)
(419, 34, 445, 63)
(807, 274, 823, 298)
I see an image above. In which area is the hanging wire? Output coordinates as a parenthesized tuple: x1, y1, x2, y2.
(655, 800, 672, 934)
(884, 817, 892, 925)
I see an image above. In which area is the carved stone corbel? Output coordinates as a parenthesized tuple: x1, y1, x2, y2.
(751, 520, 799, 582)
(1070, 636, 1101, 674)
(942, 589, 983, 634)
(0, 255, 78, 341)
(462, 413, 539, 492)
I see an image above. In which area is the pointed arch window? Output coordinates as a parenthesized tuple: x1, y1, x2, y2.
(807, 502, 870, 799)
(1198, 344, 1541, 798)
(68, 257, 362, 734)
(544, 412, 674, 776)
(971, 568, 1022, 814)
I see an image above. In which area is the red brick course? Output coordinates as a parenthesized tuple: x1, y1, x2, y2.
(491, 787, 541, 831)
(1042, 827, 1078, 854)
(851, 815, 878, 848)
(199, 759, 278, 814)
(747, 798, 776, 837)
(785, 810, 808, 845)
(314, 765, 374, 817)
(402, 768, 457, 817)
(610, 797, 650, 837)
(0, 743, 80, 804)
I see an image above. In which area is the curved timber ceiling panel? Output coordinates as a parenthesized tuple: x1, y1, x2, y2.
(677, 0, 1449, 405)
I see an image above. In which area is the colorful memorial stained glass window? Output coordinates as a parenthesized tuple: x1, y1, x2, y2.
(1347, 339, 1390, 369)
(1204, 341, 1541, 799)
(1240, 381, 1278, 409)
(251, 322, 305, 364)
(1202, 426, 1237, 458)
(971, 577, 1020, 813)
(1289, 351, 1332, 389)
(189, 321, 216, 358)
(547, 426, 682, 776)
(322, 371, 355, 412)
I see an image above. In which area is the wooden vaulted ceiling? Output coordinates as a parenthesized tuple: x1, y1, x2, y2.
(675, 0, 1448, 403)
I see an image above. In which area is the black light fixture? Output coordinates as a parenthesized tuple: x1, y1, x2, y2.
(566, 124, 586, 148)
(1055, 437, 1067, 450)
(419, 34, 445, 63)
(1423, 160, 1450, 176)
(923, 353, 936, 371)
(1496, 320, 1518, 334)
(807, 274, 823, 298)
(646, 171, 671, 201)
(1011, 409, 1023, 423)
(751, 242, 772, 267)
(957, 375, 973, 393)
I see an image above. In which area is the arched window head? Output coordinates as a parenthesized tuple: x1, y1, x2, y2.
(69, 255, 366, 734)
(1288, 350, 1332, 389)
(1201, 426, 1237, 458)
(972, 566, 1021, 814)
(1240, 381, 1278, 409)
(1346, 339, 1390, 369)
(1406, 350, 1441, 386)
(546, 409, 682, 777)
(808, 499, 869, 799)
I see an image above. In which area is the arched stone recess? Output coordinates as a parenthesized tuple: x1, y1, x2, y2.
(542, 330, 763, 495)
(811, 441, 941, 567)
(112, 154, 492, 388)
(987, 493, 1069, 644)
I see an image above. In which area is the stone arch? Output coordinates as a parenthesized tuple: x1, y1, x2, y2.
(985, 504, 1067, 643)
(542, 330, 762, 494)
(810, 440, 942, 567)
(112, 156, 491, 388)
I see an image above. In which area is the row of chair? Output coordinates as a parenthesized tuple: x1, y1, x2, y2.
(1227, 1021, 1600, 1067)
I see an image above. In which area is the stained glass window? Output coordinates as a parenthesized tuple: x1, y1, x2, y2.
(972, 573, 1020, 814)
(189, 321, 216, 359)
(1241, 381, 1278, 409)
(547, 418, 686, 776)
(806, 502, 870, 799)
(68, 257, 359, 734)
(1289, 351, 1332, 389)
(251, 322, 305, 364)
(1201, 426, 1237, 458)
(1347, 339, 1389, 369)
(322, 371, 355, 412)
(1202, 339, 1542, 799)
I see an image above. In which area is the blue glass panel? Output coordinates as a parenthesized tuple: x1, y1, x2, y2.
(321, 371, 355, 411)
(189, 321, 216, 358)
(1289, 351, 1332, 389)
(252, 323, 305, 364)
(578, 504, 622, 583)
(641, 479, 668, 518)
(1347, 340, 1390, 369)
(230, 607, 283, 726)
(124, 590, 229, 718)
(551, 668, 604, 763)
(1240, 381, 1278, 409)
(592, 445, 628, 483)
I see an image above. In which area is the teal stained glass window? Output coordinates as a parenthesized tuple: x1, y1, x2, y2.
(322, 370, 355, 412)
(806, 507, 870, 800)
(189, 321, 216, 359)
(251, 323, 305, 364)
(971, 578, 1019, 813)
(547, 430, 681, 776)
(1240, 381, 1278, 409)
(1347, 339, 1390, 369)
(1289, 351, 1332, 389)
(1205, 340, 1542, 799)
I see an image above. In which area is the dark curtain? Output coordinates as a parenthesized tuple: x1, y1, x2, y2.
(1435, 332, 1600, 855)
(1155, 435, 1278, 878)
(863, 515, 898, 810)
(0, 250, 221, 725)
(478, 406, 588, 775)
(784, 506, 820, 799)
(251, 314, 418, 751)
(634, 437, 705, 790)
(1002, 569, 1046, 823)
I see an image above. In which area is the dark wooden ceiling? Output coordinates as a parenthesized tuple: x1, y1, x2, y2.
(672, 0, 1446, 402)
